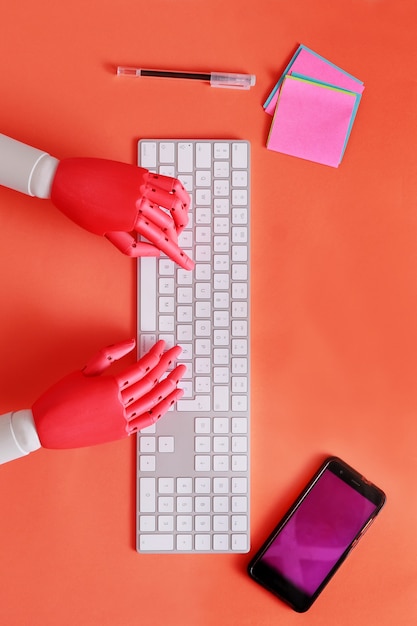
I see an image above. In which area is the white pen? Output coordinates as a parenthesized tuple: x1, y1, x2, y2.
(116, 67, 256, 90)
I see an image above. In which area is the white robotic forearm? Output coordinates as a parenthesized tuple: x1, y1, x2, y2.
(0, 410, 41, 464)
(0, 133, 58, 198)
(0, 339, 186, 466)
(0, 134, 57, 465)
(0, 132, 194, 267)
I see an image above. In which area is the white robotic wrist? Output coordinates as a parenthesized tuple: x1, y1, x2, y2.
(0, 133, 59, 198)
(0, 409, 41, 465)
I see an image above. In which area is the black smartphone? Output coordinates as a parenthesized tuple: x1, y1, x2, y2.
(248, 456, 386, 612)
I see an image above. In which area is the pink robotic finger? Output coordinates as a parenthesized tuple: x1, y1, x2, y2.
(83, 338, 136, 376)
(122, 362, 186, 408)
(119, 358, 185, 406)
(126, 387, 185, 433)
(116, 342, 182, 390)
(137, 198, 179, 237)
(145, 172, 190, 208)
(135, 214, 194, 270)
(141, 185, 190, 233)
(105, 232, 162, 258)
(32, 339, 185, 448)
(50, 158, 193, 267)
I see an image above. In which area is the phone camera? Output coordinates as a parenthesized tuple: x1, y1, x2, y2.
(339, 470, 343, 475)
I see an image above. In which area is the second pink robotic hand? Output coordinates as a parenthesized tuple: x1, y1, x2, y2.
(32, 339, 185, 449)
(50, 158, 194, 270)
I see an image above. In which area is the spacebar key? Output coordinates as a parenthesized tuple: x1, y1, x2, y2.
(140, 257, 157, 331)
(140, 534, 174, 551)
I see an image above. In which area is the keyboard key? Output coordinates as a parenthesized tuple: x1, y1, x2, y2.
(232, 515, 248, 531)
(232, 436, 248, 453)
(232, 477, 247, 493)
(196, 189, 212, 205)
(214, 198, 230, 214)
(177, 477, 193, 493)
(140, 515, 156, 531)
(140, 258, 157, 331)
(177, 305, 193, 322)
(232, 534, 248, 552)
(195, 417, 211, 433)
(213, 515, 229, 531)
(158, 516, 174, 531)
(232, 142, 248, 168)
(213, 455, 229, 471)
(158, 496, 174, 512)
(177, 497, 193, 512)
(213, 418, 229, 433)
(140, 456, 156, 471)
(160, 165, 175, 177)
(195, 477, 211, 493)
(195, 497, 211, 513)
(213, 534, 229, 551)
(177, 516, 193, 531)
(232, 455, 248, 472)
(159, 142, 175, 163)
(232, 170, 248, 186)
(232, 417, 248, 433)
(214, 143, 230, 159)
(140, 478, 156, 512)
(159, 437, 175, 452)
(195, 455, 211, 471)
(213, 477, 229, 493)
(177, 535, 193, 550)
(159, 259, 174, 275)
(213, 436, 229, 452)
(214, 181, 230, 196)
(195, 436, 211, 452)
(196, 170, 211, 187)
(232, 339, 248, 355)
(232, 496, 248, 513)
(213, 496, 229, 512)
(140, 534, 174, 551)
(178, 142, 193, 172)
(232, 189, 248, 205)
(214, 217, 230, 233)
(214, 386, 229, 411)
(140, 437, 156, 453)
(196, 208, 211, 223)
(196, 142, 212, 168)
(214, 162, 230, 178)
(232, 208, 248, 224)
(159, 477, 174, 493)
(140, 142, 157, 168)
(232, 396, 248, 412)
(195, 535, 211, 551)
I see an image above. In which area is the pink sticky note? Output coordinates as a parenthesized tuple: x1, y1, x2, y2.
(267, 75, 357, 167)
(265, 46, 364, 115)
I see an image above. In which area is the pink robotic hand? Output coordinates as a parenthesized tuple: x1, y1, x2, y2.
(51, 158, 194, 270)
(32, 339, 185, 449)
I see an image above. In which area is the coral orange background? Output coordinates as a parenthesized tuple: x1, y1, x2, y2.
(0, 1, 416, 624)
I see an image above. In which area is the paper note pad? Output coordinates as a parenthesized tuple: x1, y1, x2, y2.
(267, 75, 360, 168)
(265, 45, 364, 167)
(264, 45, 364, 116)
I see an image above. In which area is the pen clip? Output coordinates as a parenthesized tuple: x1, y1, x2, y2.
(210, 73, 256, 90)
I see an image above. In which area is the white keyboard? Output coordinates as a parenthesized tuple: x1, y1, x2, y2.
(136, 140, 250, 553)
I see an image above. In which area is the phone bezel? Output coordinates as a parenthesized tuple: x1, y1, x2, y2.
(248, 456, 386, 612)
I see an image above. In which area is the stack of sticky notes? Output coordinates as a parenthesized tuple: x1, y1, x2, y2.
(264, 45, 364, 167)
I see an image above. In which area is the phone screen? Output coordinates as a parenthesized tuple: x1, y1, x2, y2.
(260, 467, 376, 594)
(248, 457, 385, 612)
